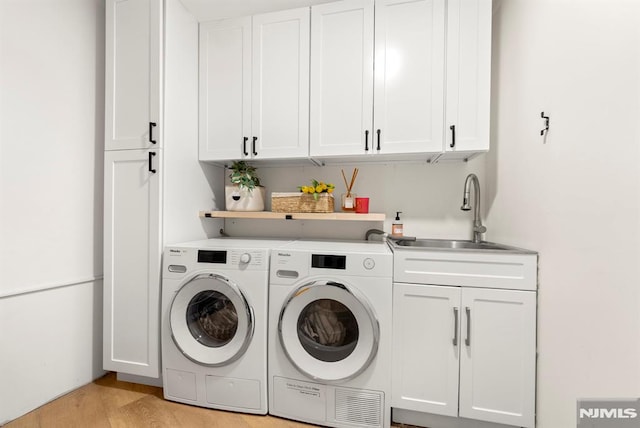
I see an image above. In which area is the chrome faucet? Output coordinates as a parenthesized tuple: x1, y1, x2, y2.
(461, 173, 487, 243)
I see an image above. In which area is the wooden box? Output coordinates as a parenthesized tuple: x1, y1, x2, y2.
(271, 192, 335, 213)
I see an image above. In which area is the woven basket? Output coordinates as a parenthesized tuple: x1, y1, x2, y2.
(271, 192, 335, 213)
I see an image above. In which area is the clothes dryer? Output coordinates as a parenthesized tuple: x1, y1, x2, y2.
(268, 240, 393, 428)
(161, 238, 288, 414)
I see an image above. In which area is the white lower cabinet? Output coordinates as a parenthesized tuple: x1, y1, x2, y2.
(393, 283, 536, 428)
(103, 149, 162, 378)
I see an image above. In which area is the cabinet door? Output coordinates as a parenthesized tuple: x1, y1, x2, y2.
(459, 288, 536, 428)
(392, 283, 461, 417)
(374, 0, 445, 155)
(104, 149, 162, 378)
(252, 8, 310, 159)
(309, 0, 374, 157)
(199, 17, 251, 161)
(105, 0, 162, 151)
(444, 0, 492, 153)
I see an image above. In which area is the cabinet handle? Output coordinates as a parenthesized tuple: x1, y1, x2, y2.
(452, 307, 459, 346)
(465, 306, 471, 346)
(148, 151, 156, 173)
(450, 125, 456, 148)
(243, 137, 249, 156)
(365, 130, 369, 151)
(149, 122, 157, 144)
(252, 136, 258, 156)
(376, 129, 381, 151)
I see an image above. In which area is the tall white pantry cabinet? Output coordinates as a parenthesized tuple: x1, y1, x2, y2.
(104, 0, 211, 379)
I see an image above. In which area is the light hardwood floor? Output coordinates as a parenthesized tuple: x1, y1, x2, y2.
(5, 373, 413, 428)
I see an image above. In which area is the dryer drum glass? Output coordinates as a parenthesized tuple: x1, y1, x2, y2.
(297, 299, 359, 362)
(186, 290, 238, 347)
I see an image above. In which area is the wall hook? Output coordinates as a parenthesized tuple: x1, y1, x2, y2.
(540, 112, 550, 136)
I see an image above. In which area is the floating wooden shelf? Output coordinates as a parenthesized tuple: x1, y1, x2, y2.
(199, 211, 385, 222)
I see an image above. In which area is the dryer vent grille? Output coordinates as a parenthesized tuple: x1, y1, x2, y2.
(335, 388, 383, 427)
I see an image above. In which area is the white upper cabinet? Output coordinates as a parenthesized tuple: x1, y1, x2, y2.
(199, 8, 310, 162)
(105, 0, 162, 151)
(309, 0, 374, 157)
(199, 18, 251, 160)
(311, 0, 444, 159)
(200, 0, 490, 162)
(252, 8, 310, 159)
(443, 0, 492, 157)
(310, 0, 490, 161)
(373, 0, 445, 156)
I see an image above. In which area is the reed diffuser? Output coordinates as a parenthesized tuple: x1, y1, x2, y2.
(341, 168, 359, 212)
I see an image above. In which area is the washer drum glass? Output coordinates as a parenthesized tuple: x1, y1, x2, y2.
(170, 274, 254, 366)
(279, 280, 379, 382)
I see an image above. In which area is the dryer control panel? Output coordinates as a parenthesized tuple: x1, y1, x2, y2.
(164, 246, 270, 274)
(270, 249, 392, 284)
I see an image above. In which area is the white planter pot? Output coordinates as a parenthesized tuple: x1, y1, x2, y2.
(225, 185, 266, 212)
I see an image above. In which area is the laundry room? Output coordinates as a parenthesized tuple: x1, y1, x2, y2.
(1, 1, 639, 428)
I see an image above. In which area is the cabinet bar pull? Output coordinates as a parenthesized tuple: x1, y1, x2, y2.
(465, 306, 471, 346)
(252, 136, 258, 156)
(149, 122, 157, 144)
(376, 129, 381, 150)
(453, 307, 459, 346)
(243, 137, 249, 156)
(450, 125, 456, 148)
(365, 130, 369, 151)
(148, 151, 156, 173)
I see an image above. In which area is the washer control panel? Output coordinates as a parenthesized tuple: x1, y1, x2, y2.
(230, 250, 264, 267)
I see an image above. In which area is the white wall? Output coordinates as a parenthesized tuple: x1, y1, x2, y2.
(223, 159, 487, 240)
(0, 0, 105, 423)
(163, 0, 223, 245)
(487, 1, 640, 427)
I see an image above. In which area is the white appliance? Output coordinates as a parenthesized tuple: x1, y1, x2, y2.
(161, 238, 288, 414)
(268, 240, 393, 428)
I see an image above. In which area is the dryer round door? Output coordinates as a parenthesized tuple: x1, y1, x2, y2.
(278, 279, 379, 382)
(170, 273, 254, 366)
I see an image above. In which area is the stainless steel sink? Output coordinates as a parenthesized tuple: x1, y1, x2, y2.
(389, 238, 532, 253)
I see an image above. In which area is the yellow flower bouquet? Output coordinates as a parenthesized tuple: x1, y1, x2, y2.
(298, 179, 335, 200)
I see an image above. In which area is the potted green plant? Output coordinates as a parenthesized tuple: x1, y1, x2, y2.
(225, 161, 266, 211)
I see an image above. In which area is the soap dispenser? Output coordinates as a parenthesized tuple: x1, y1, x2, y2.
(392, 212, 403, 237)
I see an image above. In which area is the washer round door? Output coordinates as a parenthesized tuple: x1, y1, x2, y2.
(170, 273, 254, 366)
(278, 279, 379, 382)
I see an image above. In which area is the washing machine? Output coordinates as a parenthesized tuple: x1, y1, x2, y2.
(161, 238, 289, 414)
(268, 240, 393, 428)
